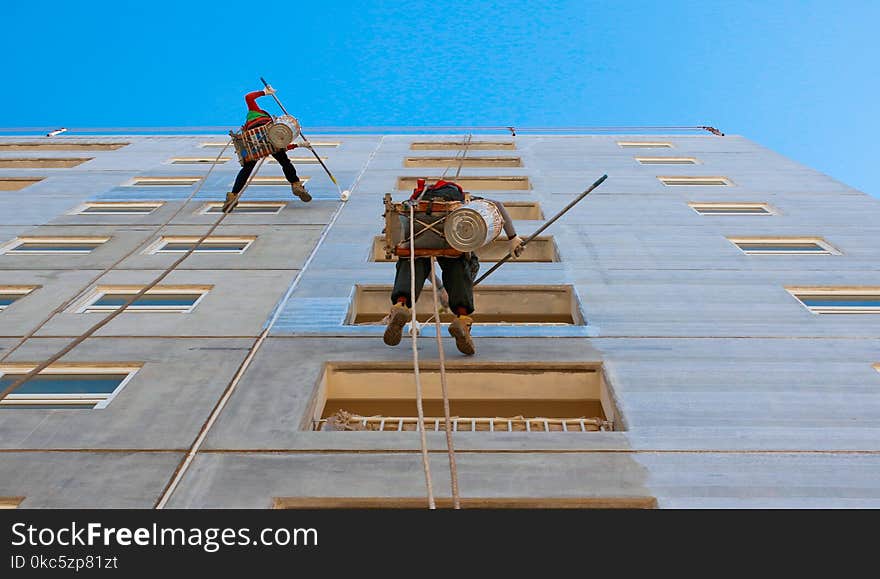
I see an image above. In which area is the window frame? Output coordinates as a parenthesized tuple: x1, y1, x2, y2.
(786, 287, 880, 314)
(0, 497, 24, 509)
(0, 363, 142, 409)
(0, 285, 39, 311)
(145, 236, 256, 255)
(72, 202, 164, 216)
(688, 202, 776, 216)
(76, 285, 212, 314)
(1, 236, 110, 255)
(728, 237, 840, 255)
(635, 157, 698, 165)
(128, 176, 201, 187)
(617, 141, 673, 149)
(199, 201, 286, 215)
(659, 176, 732, 186)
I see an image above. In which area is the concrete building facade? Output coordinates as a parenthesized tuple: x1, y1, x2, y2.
(1, 132, 879, 508)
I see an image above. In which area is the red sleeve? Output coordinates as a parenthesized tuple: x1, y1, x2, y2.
(244, 90, 266, 112)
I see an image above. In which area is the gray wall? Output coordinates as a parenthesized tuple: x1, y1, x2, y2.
(2, 133, 880, 508)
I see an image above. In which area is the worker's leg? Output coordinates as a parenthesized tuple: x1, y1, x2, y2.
(390, 257, 430, 308)
(271, 149, 300, 183)
(438, 256, 475, 315)
(385, 257, 429, 346)
(272, 150, 311, 202)
(438, 256, 476, 355)
(426, 261, 450, 310)
(224, 160, 257, 212)
(231, 160, 257, 194)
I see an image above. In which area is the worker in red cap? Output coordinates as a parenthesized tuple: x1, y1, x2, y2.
(383, 180, 523, 355)
(223, 85, 311, 212)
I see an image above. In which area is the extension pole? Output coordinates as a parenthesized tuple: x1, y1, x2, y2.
(260, 77, 342, 191)
(473, 174, 607, 286)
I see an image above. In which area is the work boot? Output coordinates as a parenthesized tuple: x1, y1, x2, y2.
(383, 303, 410, 346)
(222, 192, 238, 213)
(291, 181, 312, 202)
(448, 315, 476, 356)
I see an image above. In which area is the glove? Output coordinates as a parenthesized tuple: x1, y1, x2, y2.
(264, 85, 277, 96)
(509, 235, 524, 259)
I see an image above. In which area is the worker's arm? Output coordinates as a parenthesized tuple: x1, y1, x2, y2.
(244, 87, 275, 112)
(490, 199, 524, 258)
(490, 200, 517, 239)
(244, 90, 265, 111)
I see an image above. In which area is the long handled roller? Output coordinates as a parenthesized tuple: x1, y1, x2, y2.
(415, 174, 608, 329)
(473, 173, 607, 285)
(260, 77, 348, 200)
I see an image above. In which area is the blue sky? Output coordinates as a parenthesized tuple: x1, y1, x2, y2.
(2, 1, 877, 196)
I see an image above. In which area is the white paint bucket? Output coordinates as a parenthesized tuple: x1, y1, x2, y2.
(444, 199, 504, 252)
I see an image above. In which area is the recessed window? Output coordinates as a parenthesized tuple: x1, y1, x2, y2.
(689, 202, 774, 215)
(0, 142, 127, 151)
(636, 157, 697, 165)
(397, 176, 530, 191)
(200, 201, 286, 215)
(202, 141, 340, 148)
(373, 235, 558, 262)
(0, 286, 39, 311)
(146, 236, 256, 254)
(0, 364, 141, 409)
(0, 178, 43, 191)
(274, 497, 656, 509)
(787, 288, 880, 314)
(75, 202, 164, 215)
(618, 141, 673, 148)
(410, 141, 516, 150)
(0, 158, 93, 168)
(350, 284, 583, 325)
(659, 176, 731, 186)
(0, 498, 23, 509)
(1, 237, 110, 255)
(78, 285, 211, 313)
(129, 176, 201, 187)
(729, 237, 839, 255)
(249, 176, 310, 185)
(404, 156, 522, 168)
(268, 156, 328, 164)
(501, 201, 544, 220)
(169, 157, 232, 165)
(308, 362, 617, 432)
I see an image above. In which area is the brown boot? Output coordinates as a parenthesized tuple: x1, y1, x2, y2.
(222, 192, 239, 213)
(448, 315, 475, 355)
(291, 181, 312, 202)
(383, 303, 410, 346)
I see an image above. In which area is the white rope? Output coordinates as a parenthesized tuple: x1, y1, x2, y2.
(409, 203, 436, 509)
(429, 256, 461, 509)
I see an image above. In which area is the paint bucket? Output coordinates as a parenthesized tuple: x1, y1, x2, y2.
(267, 115, 301, 150)
(444, 199, 504, 252)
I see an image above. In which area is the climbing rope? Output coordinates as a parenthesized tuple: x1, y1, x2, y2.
(453, 133, 473, 180)
(408, 203, 436, 509)
(438, 133, 473, 181)
(429, 256, 461, 509)
(0, 140, 234, 367)
(0, 154, 266, 404)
